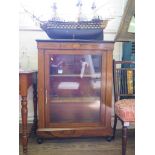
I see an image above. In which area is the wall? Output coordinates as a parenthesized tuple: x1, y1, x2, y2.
(19, 29, 125, 128)
(19, 30, 48, 123)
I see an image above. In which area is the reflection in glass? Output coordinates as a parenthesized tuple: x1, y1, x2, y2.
(49, 54, 102, 123)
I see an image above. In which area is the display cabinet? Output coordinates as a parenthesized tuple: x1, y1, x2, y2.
(36, 40, 114, 141)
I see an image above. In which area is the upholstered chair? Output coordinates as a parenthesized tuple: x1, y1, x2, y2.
(112, 60, 135, 155)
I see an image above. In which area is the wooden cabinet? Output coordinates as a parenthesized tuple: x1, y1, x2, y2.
(36, 40, 114, 138)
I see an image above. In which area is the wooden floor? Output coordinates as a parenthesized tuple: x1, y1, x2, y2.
(19, 130, 135, 155)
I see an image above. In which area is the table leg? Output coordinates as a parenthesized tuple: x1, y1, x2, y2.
(21, 96, 28, 153)
(31, 82, 38, 136)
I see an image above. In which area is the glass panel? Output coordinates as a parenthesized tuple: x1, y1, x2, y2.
(49, 54, 102, 123)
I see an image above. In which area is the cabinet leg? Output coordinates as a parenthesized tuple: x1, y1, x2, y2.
(105, 136, 113, 142)
(21, 96, 28, 153)
(37, 137, 44, 144)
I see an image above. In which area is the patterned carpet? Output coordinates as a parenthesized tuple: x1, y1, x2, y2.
(19, 130, 134, 155)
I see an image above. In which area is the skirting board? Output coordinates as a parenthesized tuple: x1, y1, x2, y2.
(19, 113, 34, 123)
(19, 115, 134, 129)
(111, 116, 134, 129)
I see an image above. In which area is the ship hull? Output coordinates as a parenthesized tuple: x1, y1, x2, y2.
(40, 20, 107, 40)
(44, 28, 103, 40)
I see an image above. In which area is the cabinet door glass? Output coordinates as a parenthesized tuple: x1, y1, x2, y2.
(48, 54, 102, 123)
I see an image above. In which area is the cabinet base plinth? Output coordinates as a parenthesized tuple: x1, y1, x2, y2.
(37, 127, 112, 138)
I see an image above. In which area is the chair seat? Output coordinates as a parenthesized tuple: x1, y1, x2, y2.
(115, 99, 135, 122)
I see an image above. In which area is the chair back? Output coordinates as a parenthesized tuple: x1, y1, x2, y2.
(113, 60, 135, 102)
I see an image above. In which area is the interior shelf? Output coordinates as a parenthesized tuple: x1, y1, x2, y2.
(50, 96, 100, 103)
(50, 74, 101, 78)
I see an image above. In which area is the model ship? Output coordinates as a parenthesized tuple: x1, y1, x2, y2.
(40, 19, 107, 40)
(26, 1, 108, 40)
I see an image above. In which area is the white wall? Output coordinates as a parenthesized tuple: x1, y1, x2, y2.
(19, 30, 48, 123)
(19, 30, 48, 70)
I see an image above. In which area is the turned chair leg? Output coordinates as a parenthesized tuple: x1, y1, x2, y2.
(122, 125, 128, 155)
(112, 114, 118, 139)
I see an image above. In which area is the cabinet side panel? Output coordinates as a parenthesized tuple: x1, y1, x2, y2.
(38, 49, 45, 128)
(44, 53, 51, 127)
(100, 51, 106, 125)
(105, 51, 113, 128)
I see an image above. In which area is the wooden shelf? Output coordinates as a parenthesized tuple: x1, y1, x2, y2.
(50, 96, 100, 103)
(50, 74, 101, 78)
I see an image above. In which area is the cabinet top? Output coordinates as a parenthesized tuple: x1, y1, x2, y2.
(36, 39, 114, 43)
(36, 39, 114, 51)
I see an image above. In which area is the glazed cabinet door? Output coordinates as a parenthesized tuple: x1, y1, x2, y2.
(44, 51, 107, 128)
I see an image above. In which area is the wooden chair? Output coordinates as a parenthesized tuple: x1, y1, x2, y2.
(112, 60, 135, 155)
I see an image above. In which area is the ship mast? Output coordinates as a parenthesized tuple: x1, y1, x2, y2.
(76, 0, 83, 21)
(51, 2, 59, 21)
(91, 1, 97, 19)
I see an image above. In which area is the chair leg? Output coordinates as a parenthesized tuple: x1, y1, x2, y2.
(112, 114, 118, 139)
(122, 125, 128, 155)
